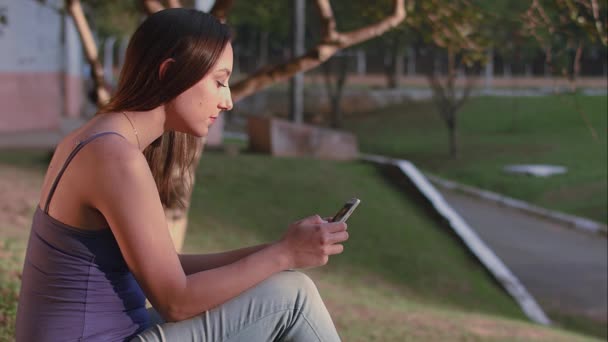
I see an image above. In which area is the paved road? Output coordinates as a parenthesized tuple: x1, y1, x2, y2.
(437, 186, 607, 321)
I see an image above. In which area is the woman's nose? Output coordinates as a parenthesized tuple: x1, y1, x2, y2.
(219, 93, 233, 111)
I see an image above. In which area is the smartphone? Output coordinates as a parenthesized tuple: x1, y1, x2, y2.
(331, 198, 361, 223)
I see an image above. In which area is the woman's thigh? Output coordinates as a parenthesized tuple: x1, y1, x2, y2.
(132, 270, 341, 342)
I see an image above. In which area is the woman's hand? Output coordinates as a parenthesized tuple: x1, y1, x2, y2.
(276, 215, 349, 270)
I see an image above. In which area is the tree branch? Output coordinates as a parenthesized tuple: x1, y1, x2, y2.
(426, 72, 450, 121)
(65, 0, 110, 106)
(142, 0, 164, 15)
(455, 69, 476, 112)
(589, 0, 608, 45)
(166, 0, 182, 8)
(322, 62, 337, 98)
(315, 0, 340, 43)
(231, 0, 405, 101)
(322, 0, 406, 47)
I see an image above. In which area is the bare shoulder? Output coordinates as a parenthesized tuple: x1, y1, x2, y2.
(79, 134, 156, 202)
(86, 133, 145, 166)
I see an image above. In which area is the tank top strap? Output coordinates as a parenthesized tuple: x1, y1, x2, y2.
(43, 131, 127, 213)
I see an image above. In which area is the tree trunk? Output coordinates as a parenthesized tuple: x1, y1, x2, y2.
(446, 48, 456, 103)
(484, 49, 494, 90)
(66, 0, 110, 107)
(394, 45, 404, 87)
(164, 142, 200, 252)
(323, 57, 348, 128)
(427, 48, 467, 159)
(407, 46, 416, 76)
(330, 95, 342, 128)
(447, 115, 457, 158)
(331, 57, 348, 129)
(385, 52, 395, 88)
(384, 35, 401, 89)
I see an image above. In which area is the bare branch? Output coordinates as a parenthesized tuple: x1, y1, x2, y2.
(446, 48, 456, 106)
(328, 0, 406, 47)
(210, 0, 234, 23)
(65, 0, 110, 106)
(322, 62, 336, 98)
(315, 0, 339, 42)
(142, 0, 164, 15)
(425, 71, 450, 120)
(232, 49, 334, 101)
(590, 0, 608, 45)
(455, 71, 476, 112)
(231, 0, 405, 101)
(166, 0, 182, 8)
(571, 93, 600, 142)
(590, 0, 600, 20)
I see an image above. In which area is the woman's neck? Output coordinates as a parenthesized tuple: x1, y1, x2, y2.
(119, 106, 167, 151)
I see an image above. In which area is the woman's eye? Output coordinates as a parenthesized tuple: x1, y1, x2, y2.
(217, 81, 228, 88)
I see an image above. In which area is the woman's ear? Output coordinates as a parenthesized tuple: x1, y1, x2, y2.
(158, 58, 175, 80)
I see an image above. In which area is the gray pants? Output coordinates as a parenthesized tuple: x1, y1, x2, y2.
(132, 271, 341, 341)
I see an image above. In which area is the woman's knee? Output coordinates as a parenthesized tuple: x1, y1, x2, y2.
(260, 271, 322, 307)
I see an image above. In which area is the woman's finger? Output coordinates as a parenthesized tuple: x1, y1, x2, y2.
(326, 231, 349, 245)
(324, 221, 347, 233)
(325, 244, 344, 255)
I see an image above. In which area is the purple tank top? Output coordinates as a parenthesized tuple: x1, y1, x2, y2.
(15, 132, 150, 341)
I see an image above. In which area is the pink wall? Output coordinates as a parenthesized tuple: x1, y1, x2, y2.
(0, 72, 82, 132)
(64, 73, 83, 118)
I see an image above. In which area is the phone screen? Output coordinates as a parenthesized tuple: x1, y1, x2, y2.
(331, 198, 360, 223)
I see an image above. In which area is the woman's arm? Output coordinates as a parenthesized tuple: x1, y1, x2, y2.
(89, 139, 348, 322)
(178, 244, 269, 275)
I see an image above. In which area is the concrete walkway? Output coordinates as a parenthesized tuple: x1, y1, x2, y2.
(437, 186, 608, 321)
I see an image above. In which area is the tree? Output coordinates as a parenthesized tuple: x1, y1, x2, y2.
(321, 54, 350, 128)
(227, 0, 289, 69)
(478, 1, 538, 78)
(66, 0, 111, 106)
(227, 0, 406, 101)
(522, 0, 608, 86)
(67, 0, 407, 251)
(408, 0, 490, 158)
(522, 0, 607, 142)
(309, 0, 399, 127)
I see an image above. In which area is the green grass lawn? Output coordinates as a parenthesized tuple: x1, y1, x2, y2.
(344, 94, 608, 224)
(0, 150, 603, 341)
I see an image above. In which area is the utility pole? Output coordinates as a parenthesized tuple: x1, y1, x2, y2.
(289, 0, 305, 123)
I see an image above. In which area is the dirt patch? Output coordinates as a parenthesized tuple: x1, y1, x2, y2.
(0, 164, 43, 239)
(465, 315, 561, 340)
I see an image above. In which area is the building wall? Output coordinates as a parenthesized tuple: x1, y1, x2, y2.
(0, 0, 83, 133)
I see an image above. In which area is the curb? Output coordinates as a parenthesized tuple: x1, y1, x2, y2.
(360, 153, 551, 326)
(425, 174, 608, 237)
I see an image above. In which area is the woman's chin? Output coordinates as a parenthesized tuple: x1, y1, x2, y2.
(192, 126, 209, 138)
(172, 127, 207, 138)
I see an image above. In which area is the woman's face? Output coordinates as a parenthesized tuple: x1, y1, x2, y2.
(166, 43, 234, 137)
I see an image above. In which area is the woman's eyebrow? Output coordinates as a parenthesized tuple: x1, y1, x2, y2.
(215, 68, 231, 76)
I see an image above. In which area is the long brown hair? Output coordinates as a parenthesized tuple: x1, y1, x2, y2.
(100, 8, 231, 209)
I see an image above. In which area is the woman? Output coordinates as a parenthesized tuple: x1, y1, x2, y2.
(15, 8, 348, 341)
